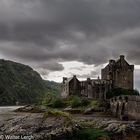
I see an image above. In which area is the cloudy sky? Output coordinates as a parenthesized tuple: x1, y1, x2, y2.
(0, 0, 140, 89)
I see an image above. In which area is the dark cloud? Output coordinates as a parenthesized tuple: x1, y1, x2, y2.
(37, 61, 64, 71)
(76, 70, 99, 79)
(0, 0, 140, 72)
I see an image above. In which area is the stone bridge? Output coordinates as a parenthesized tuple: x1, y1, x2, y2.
(110, 95, 140, 121)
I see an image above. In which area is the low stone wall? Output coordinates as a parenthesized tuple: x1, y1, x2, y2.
(110, 95, 140, 121)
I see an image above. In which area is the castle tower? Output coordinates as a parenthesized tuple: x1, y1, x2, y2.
(114, 55, 134, 90)
(101, 55, 134, 90)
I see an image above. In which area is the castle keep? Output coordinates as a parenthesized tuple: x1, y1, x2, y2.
(101, 55, 134, 90)
(61, 55, 134, 100)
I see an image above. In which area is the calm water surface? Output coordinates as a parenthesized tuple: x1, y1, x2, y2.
(0, 106, 23, 121)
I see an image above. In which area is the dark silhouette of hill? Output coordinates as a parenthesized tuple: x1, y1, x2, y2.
(0, 59, 60, 105)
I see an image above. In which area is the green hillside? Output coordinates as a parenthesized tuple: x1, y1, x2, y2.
(0, 59, 60, 105)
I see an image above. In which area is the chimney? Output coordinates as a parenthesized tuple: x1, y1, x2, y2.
(63, 77, 67, 83)
(87, 78, 91, 81)
(109, 59, 115, 64)
(73, 75, 76, 78)
(120, 55, 125, 59)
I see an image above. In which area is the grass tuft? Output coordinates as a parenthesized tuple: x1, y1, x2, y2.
(43, 109, 71, 119)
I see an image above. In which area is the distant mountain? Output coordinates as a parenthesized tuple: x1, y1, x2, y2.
(44, 80, 61, 95)
(0, 59, 60, 105)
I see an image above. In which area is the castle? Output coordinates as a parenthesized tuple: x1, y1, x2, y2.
(61, 55, 134, 100)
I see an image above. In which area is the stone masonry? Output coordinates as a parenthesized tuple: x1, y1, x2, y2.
(101, 55, 134, 90)
(110, 95, 140, 121)
(61, 55, 134, 100)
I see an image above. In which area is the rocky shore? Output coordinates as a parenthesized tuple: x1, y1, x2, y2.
(0, 106, 139, 140)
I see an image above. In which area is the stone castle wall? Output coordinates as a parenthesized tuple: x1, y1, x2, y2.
(61, 55, 134, 99)
(110, 95, 140, 121)
(102, 55, 134, 90)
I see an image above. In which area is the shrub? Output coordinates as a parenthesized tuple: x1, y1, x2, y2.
(90, 100, 100, 108)
(106, 88, 140, 99)
(49, 98, 65, 108)
(81, 98, 90, 107)
(43, 110, 71, 119)
(42, 93, 56, 106)
(42, 93, 65, 108)
(76, 128, 110, 140)
(68, 96, 82, 108)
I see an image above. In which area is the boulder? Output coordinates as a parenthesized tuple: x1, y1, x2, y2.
(15, 105, 45, 113)
(63, 107, 72, 112)
(83, 107, 94, 114)
(63, 107, 83, 114)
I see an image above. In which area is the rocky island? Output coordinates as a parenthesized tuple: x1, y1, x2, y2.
(0, 105, 140, 140)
